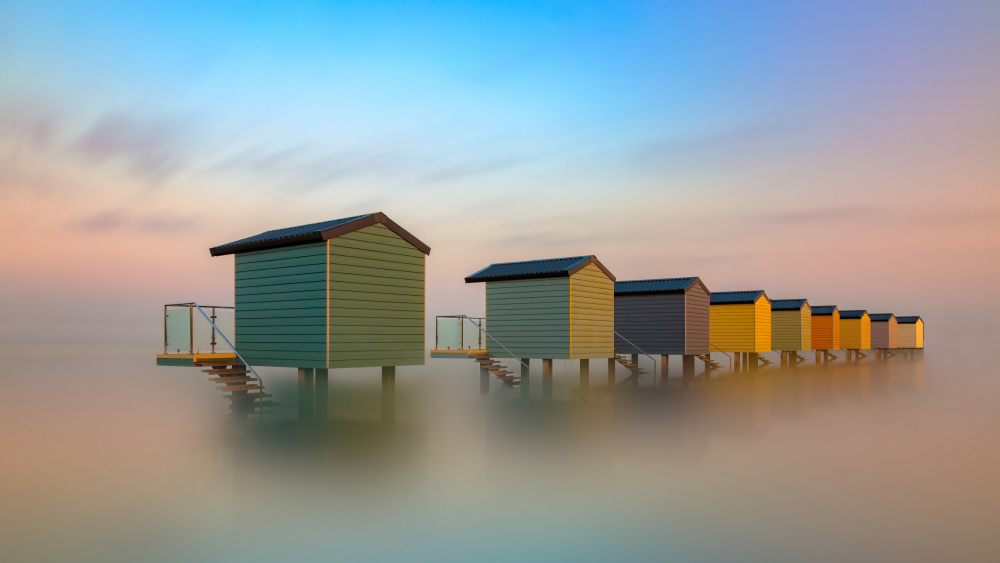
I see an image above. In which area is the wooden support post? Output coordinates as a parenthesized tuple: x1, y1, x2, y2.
(608, 357, 616, 386)
(520, 360, 530, 399)
(780, 351, 787, 368)
(314, 368, 328, 425)
(734, 352, 741, 372)
(381, 366, 396, 423)
(749, 353, 758, 373)
(298, 367, 314, 422)
(815, 350, 821, 365)
(542, 359, 553, 401)
(682, 355, 695, 378)
(580, 359, 590, 387)
(660, 354, 669, 385)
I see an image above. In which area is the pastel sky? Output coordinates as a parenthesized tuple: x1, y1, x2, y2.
(1, 1, 998, 349)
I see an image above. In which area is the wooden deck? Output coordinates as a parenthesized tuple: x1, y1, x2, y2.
(155, 353, 239, 366)
(429, 349, 487, 359)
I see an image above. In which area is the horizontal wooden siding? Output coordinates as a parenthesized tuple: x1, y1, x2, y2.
(685, 283, 711, 355)
(614, 293, 686, 355)
(710, 303, 756, 353)
(486, 277, 570, 359)
(771, 310, 802, 351)
(569, 264, 614, 359)
(235, 242, 327, 368)
(327, 223, 425, 368)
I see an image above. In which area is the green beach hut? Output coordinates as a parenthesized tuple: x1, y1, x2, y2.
(210, 212, 431, 371)
(464, 256, 616, 361)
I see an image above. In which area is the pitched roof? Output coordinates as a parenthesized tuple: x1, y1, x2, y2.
(869, 313, 895, 322)
(771, 299, 809, 310)
(710, 290, 767, 305)
(615, 277, 702, 295)
(896, 316, 923, 324)
(209, 212, 430, 256)
(465, 255, 614, 283)
(839, 309, 868, 319)
(812, 305, 838, 316)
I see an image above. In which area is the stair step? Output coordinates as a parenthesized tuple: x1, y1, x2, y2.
(209, 376, 256, 383)
(203, 367, 249, 375)
(216, 384, 261, 392)
(227, 392, 271, 400)
(195, 360, 244, 367)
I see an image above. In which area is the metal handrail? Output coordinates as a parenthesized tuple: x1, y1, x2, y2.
(458, 315, 530, 371)
(710, 343, 732, 372)
(613, 330, 657, 380)
(174, 302, 264, 389)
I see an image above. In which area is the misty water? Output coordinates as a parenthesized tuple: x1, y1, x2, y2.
(2, 344, 997, 562)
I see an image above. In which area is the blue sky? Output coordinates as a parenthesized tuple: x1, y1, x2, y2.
(0, 1, 998, 344)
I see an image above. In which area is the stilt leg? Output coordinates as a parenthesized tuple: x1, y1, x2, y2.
(381, 366, 396, 423)
(542, 359, 553, 401)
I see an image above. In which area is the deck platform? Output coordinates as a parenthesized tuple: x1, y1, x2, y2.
(429, 349, 487, 359)
(156, 353, 239, 367)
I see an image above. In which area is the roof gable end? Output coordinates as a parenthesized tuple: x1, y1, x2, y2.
(210, 212, 430, 256)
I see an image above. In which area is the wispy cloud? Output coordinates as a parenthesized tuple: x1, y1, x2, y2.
(73, 113, 190, 185)
(71, 209, 200, 234)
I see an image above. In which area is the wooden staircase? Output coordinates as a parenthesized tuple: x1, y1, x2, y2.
(194, 358, 276, 415)
(614, 354, 648, 385)
(823, 350, 839, 362)
(697, 354, 722, 371)
(792, 352, 807, 365)
(756, 354, 773, 368)
(469, 353, 520, 386)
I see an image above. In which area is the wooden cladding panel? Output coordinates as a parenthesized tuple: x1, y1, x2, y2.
(486, 277, 570, 359)
(771, 310, 802, 351)
(327, 223, 425, 368)
(771, 304, 811, 352)
(897, 320, 924, 349)
(710, 303, 756, 352)
(812, 311, 840, 350)
(753, 296, 771, 353)
(840, 314, 871, 350)
(234, 242, 327, 368)
(685, 283, 711, 355)
(569, 264, 614, 359)
(871, 318, 898, 349)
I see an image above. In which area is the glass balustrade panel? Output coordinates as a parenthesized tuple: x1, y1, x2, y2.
(436, 317, 462, 350)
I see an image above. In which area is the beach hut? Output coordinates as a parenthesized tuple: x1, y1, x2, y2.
(896, 316, 924, 349)
(209, 212, 431, 371)
(839, 310, 871, 351)
(614, 277, 710, 376)
(709, 291, 771, 367)
(771, 299, 812, 361)
(464, 256, 615, 366)
(869, 313, 897, 349)
(811, 305, 840, 351)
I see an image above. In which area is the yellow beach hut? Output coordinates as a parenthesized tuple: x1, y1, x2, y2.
(710, 291, 771, 370)
(839, 310, 871, 352)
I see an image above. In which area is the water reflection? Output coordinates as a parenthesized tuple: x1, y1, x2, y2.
(222, 352, 928, 496)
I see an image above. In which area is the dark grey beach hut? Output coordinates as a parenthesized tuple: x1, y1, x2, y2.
(613, 277, 710, 376)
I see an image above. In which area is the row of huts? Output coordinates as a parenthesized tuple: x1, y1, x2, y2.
(465, 255, 924, 363)
(205, 214, 923, 373)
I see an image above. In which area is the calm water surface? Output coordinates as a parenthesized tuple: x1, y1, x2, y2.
(1, 344, 997, 562)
